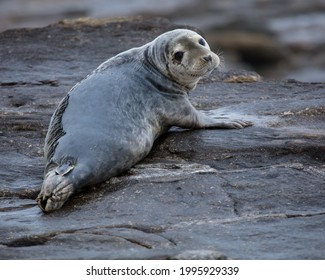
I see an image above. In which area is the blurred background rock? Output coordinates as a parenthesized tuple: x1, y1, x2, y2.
(1, 0, 324, 82)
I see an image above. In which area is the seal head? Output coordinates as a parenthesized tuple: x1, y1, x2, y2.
(145, 29, 220, 91)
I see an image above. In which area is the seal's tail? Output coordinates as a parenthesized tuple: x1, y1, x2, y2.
(36, 162, 75, 213)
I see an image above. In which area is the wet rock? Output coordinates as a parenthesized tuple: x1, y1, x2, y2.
(168, 0, 325, 81)
(1, 0, 325, 81)
(0, 17, 325, 260)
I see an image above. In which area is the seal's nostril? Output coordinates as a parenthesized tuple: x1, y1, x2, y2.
(203, 55, 212, 62)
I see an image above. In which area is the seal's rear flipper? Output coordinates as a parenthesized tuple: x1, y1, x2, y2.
(36, 167, 75, 213)
(37, 158, 79, 212)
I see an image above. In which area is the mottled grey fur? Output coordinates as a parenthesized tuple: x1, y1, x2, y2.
(37, 29, 252, 212)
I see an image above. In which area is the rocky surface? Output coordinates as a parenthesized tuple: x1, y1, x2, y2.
(1, 0, 325, 81)
(0, 17, 324, 260)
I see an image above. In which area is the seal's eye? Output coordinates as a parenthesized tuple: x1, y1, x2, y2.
(174, 51, 184, 62)
(198, 38, 206, 46)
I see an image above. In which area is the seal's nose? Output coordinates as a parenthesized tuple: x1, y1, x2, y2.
(203, 55, 212, 62)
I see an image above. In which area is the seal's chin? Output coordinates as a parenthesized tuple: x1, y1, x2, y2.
(180, 62, 217, 90)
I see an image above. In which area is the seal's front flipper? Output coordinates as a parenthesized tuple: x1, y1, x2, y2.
(167, 101, 253, 130)
(197, 111, 253, 129)
(203, 118, 253, 129)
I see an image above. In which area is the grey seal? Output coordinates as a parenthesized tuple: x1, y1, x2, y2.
(36, 29, 252, 212)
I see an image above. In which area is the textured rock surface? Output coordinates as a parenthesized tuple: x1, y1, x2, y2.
(0, 17, 324, 260)
(2, 0, 324, 81)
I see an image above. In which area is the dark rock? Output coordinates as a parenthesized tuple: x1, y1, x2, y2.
(1, 0, 325, 81)
(0, 17, 324, 260)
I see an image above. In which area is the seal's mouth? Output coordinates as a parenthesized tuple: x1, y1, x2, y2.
(190, 56, 219, 77)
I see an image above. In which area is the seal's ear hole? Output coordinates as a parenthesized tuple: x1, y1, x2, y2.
(174, 51, 184, 62)
(198, 38, 206, 46)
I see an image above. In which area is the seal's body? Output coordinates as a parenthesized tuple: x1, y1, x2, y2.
(37, 29, 252, 212)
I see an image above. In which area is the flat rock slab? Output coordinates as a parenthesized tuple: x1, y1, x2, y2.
(0, 17, 324, 260)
